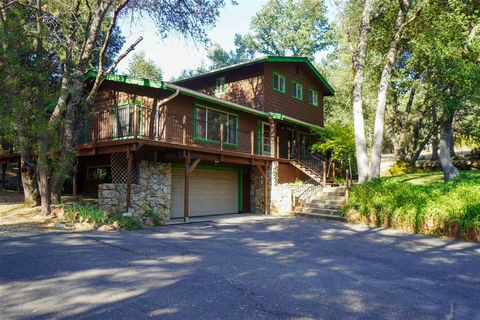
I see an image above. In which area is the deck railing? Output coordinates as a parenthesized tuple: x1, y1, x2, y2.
(80, 106, 263, 157)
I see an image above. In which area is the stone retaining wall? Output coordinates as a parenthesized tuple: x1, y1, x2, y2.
(98, 161, 171, 221)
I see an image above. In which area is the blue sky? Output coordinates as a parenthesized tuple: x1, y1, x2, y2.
(117, 0, 335, 80)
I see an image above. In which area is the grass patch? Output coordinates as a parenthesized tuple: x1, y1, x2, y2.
(110, 215, 143, 230)
(345, 171, 480, 241)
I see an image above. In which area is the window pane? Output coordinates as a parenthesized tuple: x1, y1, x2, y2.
(196, 108, 207, 139)
(227, 115, 237, 144)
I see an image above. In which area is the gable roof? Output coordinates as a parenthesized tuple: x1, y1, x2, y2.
(173, 56, 335, 96)
(84, 71, 323, 130)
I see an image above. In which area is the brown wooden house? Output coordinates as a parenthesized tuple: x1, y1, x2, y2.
(1, 56, 334, 221)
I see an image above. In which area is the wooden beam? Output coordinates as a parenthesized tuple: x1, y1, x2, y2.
(126, 146, 133, 212)
(2, 162, 6, 190)
(72, 164, 77, 203)
(220, 124, 224, 151)
(188, 158, 201, 175)
(251, 130, 255, 155)
(17, 158, 21, 192)
(184, 156, 190, 222)
(182, 115, 187, 145)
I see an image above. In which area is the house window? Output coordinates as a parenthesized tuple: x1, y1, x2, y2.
(291, 81, 303, 101)
(195, 106, 238, 145)
(262, 122, 271, 156)
(272, 72, 286, 93)
(87, 166, 112, 182)
(215, 77, 226, 96)
(308, 89, 319, 107)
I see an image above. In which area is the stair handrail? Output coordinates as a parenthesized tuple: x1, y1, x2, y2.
(290, 178, 323, 211)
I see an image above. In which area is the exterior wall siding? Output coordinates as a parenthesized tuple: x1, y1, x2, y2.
(263, 62, 324, 126)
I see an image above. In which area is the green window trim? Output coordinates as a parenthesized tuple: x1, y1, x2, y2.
(193, 103, 240, 147)
(291, 80, 303, 101)
(272, 71, 286, 94)
(308, 88, 319, 107)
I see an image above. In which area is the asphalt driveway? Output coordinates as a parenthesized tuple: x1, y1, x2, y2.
(1, 216, 479, 320)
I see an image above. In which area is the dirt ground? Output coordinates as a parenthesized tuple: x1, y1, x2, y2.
(0, 190, 58, 235)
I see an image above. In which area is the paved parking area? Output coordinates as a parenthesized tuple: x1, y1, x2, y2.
(1, 216, 480, 319)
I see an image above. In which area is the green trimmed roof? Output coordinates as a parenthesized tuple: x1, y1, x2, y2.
(173, 56, 335, 96)
(84, 71, 323, 131)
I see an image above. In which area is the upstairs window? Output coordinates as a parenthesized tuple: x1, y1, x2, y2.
(291, 81, 303, 101)
(215, 77, 226, 96)
(308, 89, 319, 107)
(272, 72, 286, 94)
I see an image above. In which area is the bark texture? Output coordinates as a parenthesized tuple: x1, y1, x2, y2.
(439, 112, 459, 182)
(352, 0, 375, 183)
(370, 0, 413, 178)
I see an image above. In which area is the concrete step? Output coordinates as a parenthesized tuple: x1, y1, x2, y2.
(297, 208, 341, 215)
(296, 212, 347, 222)
(302, 203, 343, 210)
(309, 198, 345, 205)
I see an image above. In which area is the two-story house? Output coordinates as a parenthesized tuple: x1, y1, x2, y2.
(1, 56, 334, 222)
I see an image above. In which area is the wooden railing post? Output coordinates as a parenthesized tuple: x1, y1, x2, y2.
(133, 105, 139, 139)
(323, 161, 327, 187)
(250, 130, 255, 155)
(287, 140, 291, 160)
(332, 162, 336, 184)
(276, 136, 279, 158)
(94, 114, 99, 144)
(220, 124, 224, 151)
(182, 115, 187, 145)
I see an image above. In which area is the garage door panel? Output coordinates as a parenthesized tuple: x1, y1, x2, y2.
(171, 168, 239, 218)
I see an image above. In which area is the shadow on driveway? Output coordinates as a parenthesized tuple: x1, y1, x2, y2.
(1, 216, 479, 319)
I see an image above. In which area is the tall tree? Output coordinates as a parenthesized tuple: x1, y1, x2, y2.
(127, 51, 162, 80)
(240, 0, 333, 58)
(351, 0, 375, 183)
(369, 0, 421, 178)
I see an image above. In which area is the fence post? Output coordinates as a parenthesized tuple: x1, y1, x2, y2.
(323, 161, 327, 187)
(250, 130, 255, 155)
(220, 124, 224, 151)
(182, 115, 187, 145)
(332, 162, 336, 184)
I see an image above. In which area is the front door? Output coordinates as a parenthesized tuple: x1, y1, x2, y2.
(287, 129, 297, 158)
(262, 122, 271, 156)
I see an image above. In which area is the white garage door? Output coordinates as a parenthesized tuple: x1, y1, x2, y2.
(171, 167, 239, 218)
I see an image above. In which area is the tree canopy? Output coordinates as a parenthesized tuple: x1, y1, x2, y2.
(127, 52, 163, 80)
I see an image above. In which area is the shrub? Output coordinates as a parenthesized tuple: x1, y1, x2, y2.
(64, 203, 108, 224)
(345, 172, 480, 241)
(110, 215, 143, 230)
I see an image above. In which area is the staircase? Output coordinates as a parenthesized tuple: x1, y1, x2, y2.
(294, 186, 347, 222)
(291, 160, 323, 183)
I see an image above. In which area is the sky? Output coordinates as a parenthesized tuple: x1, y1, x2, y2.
(117, 0, 335, 81)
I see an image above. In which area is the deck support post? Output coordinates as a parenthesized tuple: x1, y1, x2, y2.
(2, 162, 6, 190)
(332, 162, 336, 184)
(255, 164, 268, 215)
(287, 140, 291, 160)
(72, 163, 77, 203)
(184, 152, 201, 222)
(126, 146, 133, 212)
(268, 117, 276, 158)
(133, 105, 139, 139)
(17, 158, 21, 192)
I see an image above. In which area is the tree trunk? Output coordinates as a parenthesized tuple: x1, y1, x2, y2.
(370, 2, 412, 178)
(37, 138, 51, 214)
(20, 152, 38, 207)
(431, 106, 439, 160)
(352, 0, 375, 183)
(439, 112, 459, 182)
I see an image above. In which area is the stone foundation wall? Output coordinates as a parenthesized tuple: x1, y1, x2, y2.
(98, 161, 171, 221)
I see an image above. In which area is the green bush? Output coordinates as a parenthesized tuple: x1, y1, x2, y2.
(64, 203, 108, 224)
(110, 215, 143, 230)
(346, 172, 480, 240)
